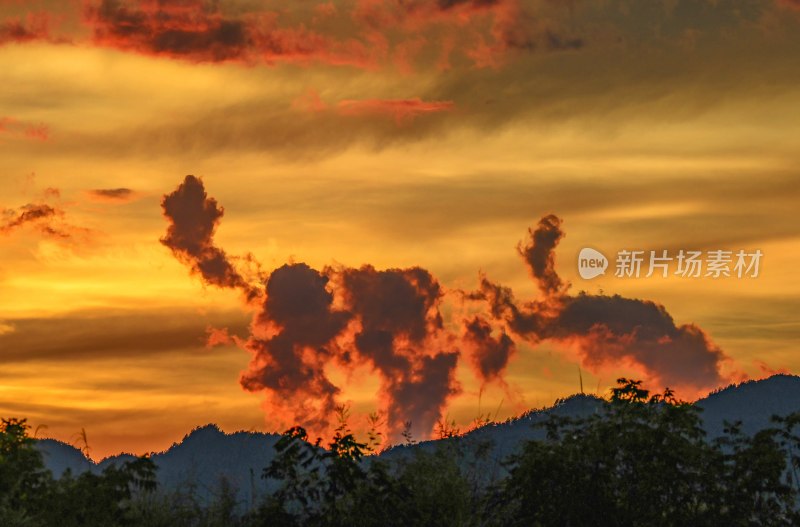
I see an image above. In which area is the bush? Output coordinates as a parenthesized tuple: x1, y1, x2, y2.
(488, 379, 800, 527)
(0, 418, 52, 526)
(1, 417, 157, 527)
(5, 378, 800, 526)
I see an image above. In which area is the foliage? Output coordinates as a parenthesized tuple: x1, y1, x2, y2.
(487, 378, 800, 527)
(257, 408, 412, 527)
(0, 418, 157, 527)
(5, 379, 800, 526)
(0, 418, 51, 526)
(39, 457, 157, 527)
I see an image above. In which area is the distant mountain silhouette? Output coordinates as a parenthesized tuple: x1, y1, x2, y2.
(696, 374, 800, 438)
(35, 374, 800, 507)
(37, 424, 283, 505)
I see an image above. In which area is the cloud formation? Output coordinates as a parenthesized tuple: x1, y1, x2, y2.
(160, 175, 250, 292)
(3, 0, 796, 79)
(0, 190, 84, 241)
(163, 175, 735, 441)
(77, 0, 590, 70)
(338, 264, 460, 438)
(472, 216, 733, 396)
(240, 263, 351, 432)
(86, 0, 255, 62)
(0, 12, 50, 45)
(337, 98, 455, 123)
(518, 214, 567, 298)
(0, 116, 49, 141)
(3, 0, 794, 163)
(163, 177, 461, 441)
(234, 262, 462, 439)
(463, 315, 516, 386)
(83, 0, 382, 67)
(1, 203, 58, 233)
(86, 188, 138, 202)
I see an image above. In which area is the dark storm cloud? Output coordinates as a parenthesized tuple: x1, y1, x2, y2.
(338, 265, 459, 438)
(340, 265, 444, 345)
(240, 263, 351, 432)
(258, 263, 351, 346)
(162, 178, 461, 440)
(518, 214, 566, 297)
(463, 315, 516, 384)
(160, 175, 251, 292)
(385, 349, 460, 438)
(237, 263, 460, 439)
(161, 173, 745, 435)
(550, 293, 727, 390)
(472, 215, 732, 393)
(467, 276, 543, 340)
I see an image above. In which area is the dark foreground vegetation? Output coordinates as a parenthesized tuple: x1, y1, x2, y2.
(3, 380, 800, 526)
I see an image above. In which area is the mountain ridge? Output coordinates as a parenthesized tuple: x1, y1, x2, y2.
(34, 374, 800, 505)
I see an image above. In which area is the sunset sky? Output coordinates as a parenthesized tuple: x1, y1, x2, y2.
(1, 0, 799, 460)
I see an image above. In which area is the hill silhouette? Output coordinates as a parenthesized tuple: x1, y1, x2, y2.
(34, 374, 800, 507)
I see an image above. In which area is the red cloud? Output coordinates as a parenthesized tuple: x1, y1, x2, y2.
(463, 315, 516, 386)
(163, 175, 739, 442)
(471, 216, 737, 399)
(81, 0, 562, 71)
(351, 0, 579, 69)
(754, 359, 790, 376)
(24, 123, 49, 141)
(85, 0, 254, 62)
(0, 12, 50, 45)
(1, 189, 88, 242)
(84, 0, 377, 68)
(163, 177, 462, 442)
(337, 98, 455, 123)
(291, 92, 455, 123)
(160, 175, 254, 293)
(0, 117, 50, 141)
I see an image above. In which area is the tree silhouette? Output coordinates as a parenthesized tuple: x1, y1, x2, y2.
(0, 418, 51, 525)
(6, 378, 800, 526)
(488, 378, 800, 527)
(1, 417, 157, 527)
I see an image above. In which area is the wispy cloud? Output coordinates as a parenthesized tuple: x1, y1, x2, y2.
(86, 188, 139, 203)
(0, 116, 49, 141)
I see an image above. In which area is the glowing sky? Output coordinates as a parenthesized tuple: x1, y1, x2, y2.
(1, 0, 799, 459)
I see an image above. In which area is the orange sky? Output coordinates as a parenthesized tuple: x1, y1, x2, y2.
(1, 0, 799, 459)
